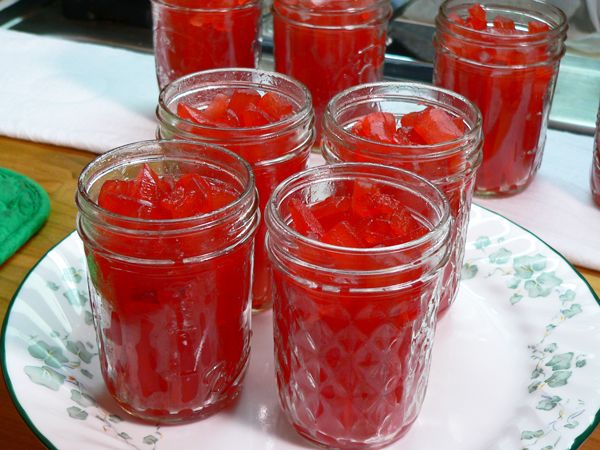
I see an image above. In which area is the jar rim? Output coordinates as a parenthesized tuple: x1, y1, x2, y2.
(323, 81, 483, 163)
(150, 0, 260, 13)
(273, 0, 391, 14)
(266, 163, 451, 256)
(157, 68, 314, 142)
(76, 139, 257, 230)
(272, 0, 392, 29)
(438, 0, 568, 44)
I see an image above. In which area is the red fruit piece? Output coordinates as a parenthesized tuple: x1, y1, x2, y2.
(393, 127, 413, 145)
(361, 218, 393, 246)
(203, 93, 239, 127)
(288, 198, 325, 239)
(371, 192, 400, 217)
(209, 186, 238, 211)
(99, 166, 165, 219)
(352, 112, 397, 143)
(322, 221, 364, 247)
(390, 208, 427, 242)
(177, 103, 210, 125)
(528, 20, 550, 34)
(400, 110, 423, 128)
(132, 164, 161, 204)
(131, 164, 166, 219)
(227, 89, 261, 124)
(467, 4, 487, 30)
(258, 92, 294, 121)
(176, 173, 212, 216)
(394, 126, 426, 145)
(239, 102, 272, 127)
(309, 195, 351, 225)
(493, 15, 515, 33)
(351, 180, 380, 218)
(98, 179, 135, 216)
(411, 107, 464, 145)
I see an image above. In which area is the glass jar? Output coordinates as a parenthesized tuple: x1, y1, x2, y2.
(272, 0, 391, 138)
(322, 82, 482, 314)
(151, 0, 262, 89)
(433, 0, 567, 197)
(593, 103, 600, 207)
(76, 140, 259, 422)
(265, 163, 451, 449)
(157, 69, 315, 311)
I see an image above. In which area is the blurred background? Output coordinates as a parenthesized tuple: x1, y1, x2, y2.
(1, 0, 598, 134)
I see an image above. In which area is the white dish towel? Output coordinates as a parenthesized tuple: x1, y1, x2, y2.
(0, 29, 598, 270)
(0, 29, 158, 153)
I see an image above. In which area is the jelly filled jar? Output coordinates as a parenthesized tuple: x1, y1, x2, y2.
(265, 163, 451, 449)
(272, 0, 391, 137)
(157, 69, 315, 311)
(433, 0, 567, 196)
(151, 0, 262, 89)
(322, 82, 482, 313)
(76, 140, 259, 422)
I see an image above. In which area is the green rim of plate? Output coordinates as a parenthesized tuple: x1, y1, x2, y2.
(0, 233, 66, 450)
(474, 204, 600, 449)
(1, 203, 599, 450)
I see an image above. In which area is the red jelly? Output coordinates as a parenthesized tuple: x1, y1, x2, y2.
(158, 69, 315, 311)
(288, 181, 429, 247)
(322, 82, 482, 313)
(434, 0, 567, 196)
(76, 141, 259, 422)
(272, 0, 391, 138)
(151, 0, 261, 89)
(265, 164, 451, 449)
(175, 89, 294, 128)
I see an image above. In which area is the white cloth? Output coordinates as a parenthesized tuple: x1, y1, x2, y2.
(475, 130, 600, 270)
(0, 29, 598, 269)
(0, 29, 158, 153)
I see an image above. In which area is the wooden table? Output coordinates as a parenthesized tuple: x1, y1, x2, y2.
(0, 136, 599, 449)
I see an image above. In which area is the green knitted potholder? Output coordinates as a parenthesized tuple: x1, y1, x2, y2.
(0, 168, 51, 265)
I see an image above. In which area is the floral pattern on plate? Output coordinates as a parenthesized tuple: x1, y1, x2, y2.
(2, 204, 600, 450)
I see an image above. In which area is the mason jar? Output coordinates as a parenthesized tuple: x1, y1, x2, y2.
(151, 0, 262, 89)
(157, 68, 314, 311)
(76, 140, 259, 422)
(265, 163, 451, 449)
(433, 0, 567, 196)
(322, 82, 482, 314)
(272, 0, 391, 138)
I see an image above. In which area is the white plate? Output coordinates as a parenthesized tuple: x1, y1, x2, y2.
(2, 204, 600, 450)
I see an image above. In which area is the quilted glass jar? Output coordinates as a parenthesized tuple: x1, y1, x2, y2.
(157, 69, 315, 311)
(265, 163, 451, 449)
(434, 0, 567, 196)
(322, 82, 482, 314)
(76, 140, 259, 422)
(151, 0, 262, 89)
(272, 0, 391, 138)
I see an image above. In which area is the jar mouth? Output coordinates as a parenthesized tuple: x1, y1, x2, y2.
(273, 0, 391, 15)
(76, 139, 257, 232)
(150, 0, 260, 13)
(157, 68, 314, 142)
(272, 0, 392, 29)
(323, 81, 483, 163)
(438, 0, 568, 45)
(266, 163, 451, 256)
